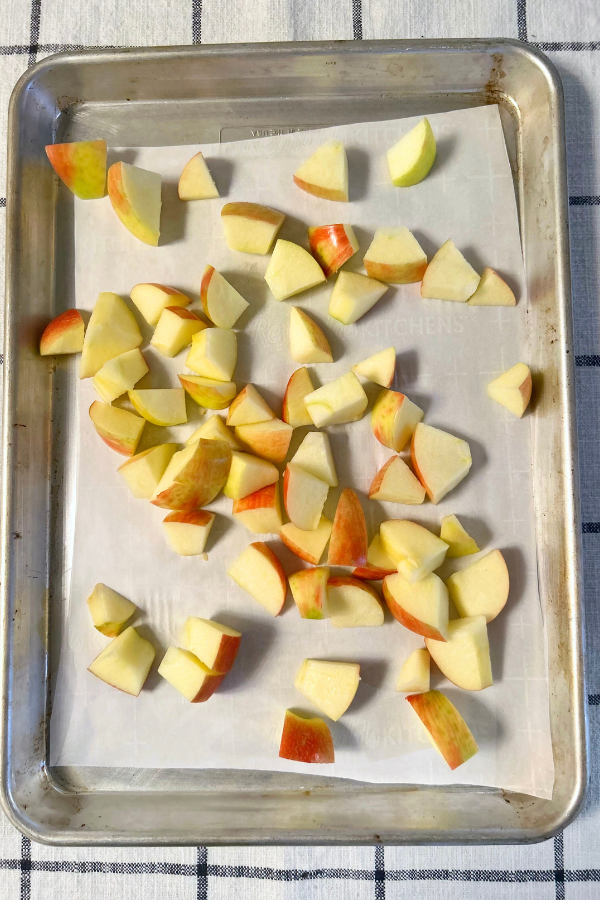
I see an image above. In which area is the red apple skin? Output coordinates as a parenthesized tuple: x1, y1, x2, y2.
(200, 265, 215, 310)
(406, 690, 478, 770)
(382, 578, 447, 641)
(279, 529, 327, 566)
(410, 431, 431, 499)
(282, 368, 313, 425)
(251, 541, 288, 610)
(308, 224, 355, 277)
(279, 709, 335, 763)
(368, 456, 396, 498)
(163, 510, 213, 526)
(167, 306, 203, 322)
(208, 635, 241, 675)
(352, 564, 396, 581)
(40, 308, 85, 355)
(233, 482, 278, 515)
(221, 202, 285, 226)
(328, 575, 381, 599)
(293, 176, 346, 203)
(328, 488, 368, 566)
(192, 671, 225, 703)
(364, 259, 427, 283)
(371, 390, 404, 449)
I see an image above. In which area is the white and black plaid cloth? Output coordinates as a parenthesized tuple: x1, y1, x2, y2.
(1, 0, 599, 896)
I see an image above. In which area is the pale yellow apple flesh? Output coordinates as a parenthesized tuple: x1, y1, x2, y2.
(289, 306, 333, 363)
(421, 239, 480, 302)
(40, 309, 85, 355)
(364, 227, 428, 283)
(411, 422, 472, 504)
(158, 647, 224, 702)
(328, 271, 388, 325)
(227, 541, 287, 616)
(352, 347, 396, 388)
(80, 292, 142, 378)
(235, 418, 293, 464)
(406, 690, 478, 769)
(163, 510, 215, 556)
(383, 571, 449, 640)
(232, 482, 283, 534)
(371, 389, 424, 452)
(117, 443, 177, 499)
(223, 451, 279, 500)
(186, 414, 241, 450)
(283, 463, 329, 531)
(179, 617, 241, 674)
(294, 659, 360, 721)
(380, 519, 449, 583)
(446, 549, 509, 622)
(291, 431, 338, 486)
(387, 118, 436, 187)
(487, 363, 532, 417)
(305, 371, 368, 427)
(88, 626, 155, 696)
(128, 388, 188, 427)
(396, 648, 430, 692)
(186, 328, 237, 382)
(293, 141, 349, 201)
(327, 576, 384, 628)
(468, 267, 516, 306)
(439, 514, 480, 557)
(130, 283, 191, 327)
(178, 151, 219, 200)
(369, 455, 426, 504)
(93, 348, 149, 403)
(179, 375, 236, 411)
(89, 401, 145, 456)
(221, 202, 285, 254)
(425, 615, 493, 691)
(107, 161, 162, 246)
(265, 240, 326, 301)
(151, 307, 207, 357)
(227, 384, 276, 426)
(282, 367, 315, 427)
(279, 516, 332, 565)
(86, 583, 136, 637)
(352, 533, 397, 580)
(288, 566, 329, 619)
(201, 265, 249, 329)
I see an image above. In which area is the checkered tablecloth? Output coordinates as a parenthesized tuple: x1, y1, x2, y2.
(1, 0, 599, 897)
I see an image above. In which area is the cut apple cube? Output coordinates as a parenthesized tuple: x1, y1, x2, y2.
(86, 583, 136, 637)
(369, 455, 426, 504)
(186, 328, 237, 382)
(294, 659, 360, 721)
(371, 389, 424, 452)
(468, 267, 516, 306)
(328, 488, 368, 567)
(406, 690, 478, 769)
(387, 118, 436, 187)
(352, 347, 396, 388)
(180, 617, 241, 674)
(265, 240, 326, 301)
(293, 141, 348, 201)
(118, 442, 177, 499)
(40, 309, 85, 355)
(279, 516, 332, 566)
(291, 431, 338, 487)
(446, 549, 509, 622)
(227, 384, 276, 426)
(179, 375, 236, 411)
(364, 227, 428, 284)
(46, 139, 107, 199)
(163, 510, 215, 556)
(289, 306, 333, 364)
(130, 283, 191, 327)
(232, 482, 283, 534)
(282, 368, 315, 427)
(89, 401, 145, 456)
(201, 266, 249, 329)
(279, 709, 335, 763)
(158, 647, 224, 702)
(93, 348, 149, 403)
(107, 161, 162, 246)
(235, 418, 293, 464)
(396, 648, 430, 693)
(411, 422, 472, 504)
(439, 514, 480, 558)
(128, 388, 188, 426)
(352, 533, 397, 580)
(308, 224, 358, 277)
(178, 151, 219, 200)
(327, 576, 384, 628)
(187, 415, 240, 449)
(227, 541, 287, 616)
(305, 371, 368, 428)
(284, 463, 329, 531)
(487, 363, 532, 417)
(151, 307, 207, 357)
(421, 239, 480, 302)
(151, 439, 232, 510)
(425, 615, 493, 691)
(221, 202, 285, 254)
(380, 519, 449, 583)
(383, 571, 449, 640)
(224, 451, 279, 500)
(328, 271, 388, 325)
(80, 292, 142, 378)
(88, 626, 155, 696)
(289, 566, 329, 620)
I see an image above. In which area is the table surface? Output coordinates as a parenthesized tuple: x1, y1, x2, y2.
(1, 0, 599, 897)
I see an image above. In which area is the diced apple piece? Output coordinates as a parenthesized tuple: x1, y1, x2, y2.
(232, 482, 283, 534)
(328, 271, 388, 325)
(221, 202, 285, 254)
(151, 439, 231, 510)
(487, 363, 532, 417)
(371, 389, 424, 452)
(130, 283, 191, 327)
(201, 266, 249, 329)
(158, 647, 224, 702)
(282, 367, 315, 427)
(328, 488, 368, 567)
(107, 161, 162, 246)
(364, 227, 428, 284)
(151, 307, 207, 357)
(387, 118, 436, 187)
(291, 431, 338, 487)
(279, 709, 335, 763)
(45, 139, 107, 199)
(293, 141, 348, 201)
(283, 463, 329, 531)
(352, 347, 396, 388)
(227, 541, 287, 616)
(80, 292, 142, 378)
(396, 648, 430, 693)
(406, 690, 478, 769)
(421, 239, 480, 302)
(118, 442, 177, 499)
(235, 418, 293, 464)
(180, 617, 241, 674)
(128, 389, 187, 427)
(294, 659, 360, 721)
(305, 371, 368, 428)
(411, 422, 472, 504)
(380, 519, 448, 583)
(369, 455, 425, 504)
(186, 328, 237, 382)
(289, 306, 333, 364)
(186, 415, 241, 449)
(425, 616, 493, 691)
(89, 401, 145, 456)
(92, 348, 148, 403)
(468, 267, 516, 306)
(353, 534, 396, 580)
(86, 583, 136, 637)
(383, 571, 449, 640)
(178, 151, 219, 200)
(308, 224, 358, 277)
(224, 451, 279, 500)
(327, 576, 384, 628)
(289, 566, 329, 620)
(40, 309, 85, 355)
(440, 514, 480, 558)
(163, 510, 215, 556)
(280, 516, 332, 565)
(227, 384, 276, 426)
(265, 240, 326, 301)
(446, 549, 509, 622)
(179, 375, 236, 411)
(88, 626, 155, 696)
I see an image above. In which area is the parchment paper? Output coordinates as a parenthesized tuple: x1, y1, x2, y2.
(49, 105, 554, 799)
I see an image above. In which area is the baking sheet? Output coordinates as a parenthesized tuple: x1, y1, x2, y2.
(49, 105, 554, 799)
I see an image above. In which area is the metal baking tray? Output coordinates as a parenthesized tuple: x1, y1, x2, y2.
(1, 39, 587, 845)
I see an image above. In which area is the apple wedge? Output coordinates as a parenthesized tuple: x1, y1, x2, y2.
(280, 516, 332, 566)
(163, 510, 215, 556)
(201, 266, 249, 329)
(151, 439, 232, 510)
(265, 240, 326, 301)
(446, 549, 509, 622)
(327, 576, 384, 628)
(129, 389, 187, 427)
(308, 224, 358, 276)
(411, 423, 472, 504)
(107, 161, 162, 246)
(186, 328, 237, 382)
(235, 418, 293, 464)
(421, 239, 480, 302)
(371, 389, 424, 452)
(328, 488, 368, 567)
(86, 583, 136, 637)
(352, 534, 397, 580)
(89, 401, 145, 456)
(282, 367, 315, 427)
(283, 463, 329, 531)
(387, 118, 436, 187)
(289, 566, 329, 619)
(396, 648, 430, 693)
(88, 626, 155, 696)
(221, 202, 285, 254)
(227, 541, 287, 616)
(364, 227, 428, 283)
(440, 514, 480, 558)
(279, 710, 335, 763)
(468, 267, 516, 306)
(45, 139, 106, 199)
(352, 347, 396, 388)
(305, 371, 368, 427)
(294, 659, 360, 721)
(130, 283, 191, 327)
(179, 375, 236, 411)
(224, 451, 279, 500)
(158, 647, 224, 702)
(93, 348, 148, 403)
(151, 307, 207, 357)
(180, 617, 241, 674)
(232, 482, 283, 534)
(380, 519, 448, 583)
(227, 384, 276, 426)
(118, 442, 177, 499)
(40, 309, 85, 355)
(406, 690, 478, 769)
(369, 455, 425, 504)
(293, 141, 348, 201)
(80, 292, 142, 378)
(187, 415, 240, 449)
(487, 363, 532, 417)
(178, 151, 219, 200)
(426, 616, 493, 691)
(383, 571, 449, 640)
(328, 271, 388, 325)
(289, 306, 333, 364)
(291, 431, 338, 487)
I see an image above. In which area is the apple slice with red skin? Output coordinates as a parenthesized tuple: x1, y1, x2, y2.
(227, 541, 287, 616)
(353, 534, 397, 580)
(425, 616, 492, 691)
(380, 519, 448, 583)
(232, 482, 283, 534)
(279, 709, 335, 763)
(40, 309, 85, 355)
(289, 306, 333, 364)
(180, 617, 241, 674)
(179, 375, 236, 410)
(46, 139, 107, 199)
(352, 347, 396, 388)
(224, 451, 279, 500)
(151, 307, 206, 357)
(328, 488, 368, 567)
(89, 401, 145, 456)
(368, 455, 425, 504)
(227, 384, 276, 426)
(86, 583, 136, 638)
(364, 227, 428, 284)
(221, 202, 285, 254)
(284, 464, 329, 531)
(288, 566, 329, 619)
(445, 550, 509, 622)
(279, 516, 332, 566)
(282, 367, 314, 427)
(293, 141, 348, 202)
(162, 510, 215, 556)
(406, 690, 478, 770)
(107, 161, 162, 246)
(468, 267, 516, 306)
(383, 571, 449, 641)
(158, 647, 224, 702)
(151, 439, 231, 510)
(308, 224, 358, 277)
(371, 388, 424, 452)
(130, 283, 191, 327)
(235, 418, 293, 464)
(327, 576, 384, 628)
(201, 265, 249, 329)
(487, 363, 532, 418)
(178, 151, 219, 200)
(410, 422, 472, 504)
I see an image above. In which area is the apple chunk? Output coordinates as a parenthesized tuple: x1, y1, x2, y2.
(178, 151, 219, 200)
(187, 415, 240, 449)
(232, 482, 283, 534)
(387, 118, 436, 187)
(151, 307, 207, 358)
(446, 549, 509, 622)
(201, 266, 249, 329)
(305, 372, 368, 428)
(235, 418, 293, 464)
(282, 367, 315, 427)
(364, 227, 427, 283)
(289, 566, 329, 619)
(151, 439, 232, 510)
(265, 240, 326, 301)
(421, 239, 480, 302)
(89, 401, 145, 456)
(291, 431, 338, 487)
(396, 648, 430, 693)
(130, 283, 191, 327)
(328, 488, 368, 567)
(284, 464, 329, 531)
(308, 224, 358, 276)
(88, 626, 155, 696)
(439, 514, 479, 558)
(227, 541, 287, 616)
(468, 267, 516, 306)
(369, 455, 425, 504)
(227, 384, 276, 426)
(186, 328, 237, 382)
(118, 443, 177, 499)
(487, 363, 532, 417)
(221, 202, 285, 254)
(93, 348, 148, 402)
(86, 583, 136, 637)
(328, 271, 388, 325)
(327, 576, 384, 628)
(158, 647, 224, 702)
(180, 617, 241, 674)
(371, 389, 424, 452)
(80, 291, 142, 379)
(179, 375, 236, 411)
(45, 139, 106, 199)
(40, 309, 85, 355)
(426, 616, 493, 691)
(380, 519, 448, 583)
(294, 659, 360, 721)
(406, 690, 478, 769)
(107, 161, 162, 246)
(163, 510, 215, 556)
(289, 306, 333, 364)
(280, 516, 332, 566)
(352, 534, 396, 580)
(279, 710, 335, 764)
(411, 422, 472, 504)
(129, 388, 188, 427)
(352, 347, 396, 388)
(224, 451, 279, 500)
(293, 141, 348, 201)
(383, 571, 449, 640)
